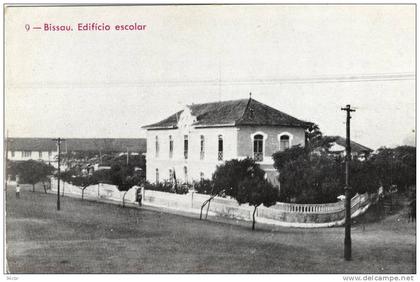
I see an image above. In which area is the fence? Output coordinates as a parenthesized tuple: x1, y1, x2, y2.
(49, 178, 378, 228)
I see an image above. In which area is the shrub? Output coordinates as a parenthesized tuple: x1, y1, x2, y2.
(192, 179, 214, 195)
(144, 180, 189, 195)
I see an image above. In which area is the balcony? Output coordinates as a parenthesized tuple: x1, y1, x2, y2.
(254, 152, 263, 162)
(218, 151, 223, 161)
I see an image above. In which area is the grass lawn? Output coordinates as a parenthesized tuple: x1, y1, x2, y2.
(5, 186, 416, 274)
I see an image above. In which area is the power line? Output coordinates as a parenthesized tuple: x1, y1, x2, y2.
(7, 72, 415, 89)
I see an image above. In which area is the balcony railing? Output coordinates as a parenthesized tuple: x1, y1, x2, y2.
(218, 151, 223, 161)
(254, 152, 263, 162)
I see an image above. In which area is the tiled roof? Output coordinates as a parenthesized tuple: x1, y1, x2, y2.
(7, 138, 57, 151)
(143, 98, 312, 129)
(7, 138, 147, 153)
(329, 136, 373, 154)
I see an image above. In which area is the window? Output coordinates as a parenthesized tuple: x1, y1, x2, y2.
(184, 166, 188, 183)
(218, 135, 223, 161)
(169, 135, 173, 159)
(200, 172, 205, 182)
(11, 151, 15, 157)
(155, 168, 159, 183)
(155, 136, 159, 158)
(200, 135, 205, 160)
(22, 151, 31, 158)
(280, 135, 290, 151)
(39, 151, 43, 158)
(253, 134, 264, 161)
(184, 135, 188, 159)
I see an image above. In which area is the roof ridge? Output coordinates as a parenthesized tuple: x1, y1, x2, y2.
(190, 98, 249, 107)
(236, 97, 252, 125)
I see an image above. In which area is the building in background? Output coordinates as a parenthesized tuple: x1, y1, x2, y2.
(327, 136, 373, 160)
(6, 138, 147, 168)
(143, 97, 312, 186)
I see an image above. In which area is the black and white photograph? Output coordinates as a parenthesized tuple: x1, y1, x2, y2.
(3, 3, 416, 278)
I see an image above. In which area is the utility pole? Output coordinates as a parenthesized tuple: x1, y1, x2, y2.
(341, 104, 355, 261)
(126, 147, 129, 166)
(53, 138, 65, 211)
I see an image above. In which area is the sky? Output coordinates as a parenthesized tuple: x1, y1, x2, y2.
(5, 4, 415, 150)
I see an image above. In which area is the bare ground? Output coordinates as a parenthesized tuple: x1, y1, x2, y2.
(5, 186, 416, 274)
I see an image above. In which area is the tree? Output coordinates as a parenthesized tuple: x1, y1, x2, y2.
(274, 148, 344, 204)
(109, 163, 143, 192)
(305, 123, 337, 152)
(370, 146, 416, 192)
(6, 160, 19, 181)
(236, 177, 278, 230)
(347, 158, 379, 195)
(61, 169, 110, 200)
(211, 158, 278, 229)
(272, 145, 307, 171)
(212, 158, 265, 198)
(15, 160, 54, 193)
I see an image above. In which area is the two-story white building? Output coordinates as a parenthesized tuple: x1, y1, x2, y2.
(143, 97, 312, 186)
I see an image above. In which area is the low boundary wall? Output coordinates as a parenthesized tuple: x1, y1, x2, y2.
(50, 178, 378, 228)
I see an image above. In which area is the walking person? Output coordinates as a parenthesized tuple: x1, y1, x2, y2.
(15, 175, 21, 199)
(16, 184, 20, 199)
(136, 185, 143, 207)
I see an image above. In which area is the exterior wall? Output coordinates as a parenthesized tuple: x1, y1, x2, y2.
(237, 126, 306, 165)
(49, 177, 379, 228)
(7, 150, 58, 163)
(146, 125, 306, 183)
(146, 127, 239, 183)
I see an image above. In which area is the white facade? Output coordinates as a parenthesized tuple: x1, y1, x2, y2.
(145, 125, 306, 184)
(144, 100, 308, 184)
(146, 126, 239, 183)
(7, 150, 58, 163)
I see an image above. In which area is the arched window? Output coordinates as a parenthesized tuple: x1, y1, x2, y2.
(155, 168, 159, 183)
(218, 135, 223, 161)
(200, 135, 205, 160)
(280, 135, 290, 151)
(253, 134, 264, 161)
(169, 135, 173, 159)
(155, 136, 159, 158)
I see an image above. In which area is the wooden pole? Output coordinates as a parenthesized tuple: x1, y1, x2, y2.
(341, 105, 355, 261)
(53, 138, 66, 211)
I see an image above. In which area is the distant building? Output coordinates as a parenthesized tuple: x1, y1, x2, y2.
(142, 97, 312, 186)
(6, 138, 58, 163)
(327, 136, 373, 159)
(6, 138, 147, 167)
